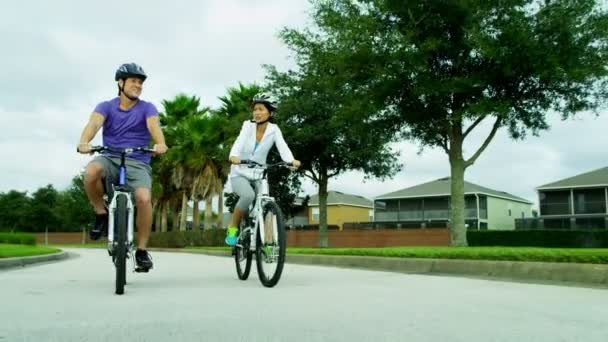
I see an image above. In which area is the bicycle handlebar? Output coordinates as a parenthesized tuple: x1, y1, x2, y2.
(239, 160, 294, 169)
(77, 145, 156, 154)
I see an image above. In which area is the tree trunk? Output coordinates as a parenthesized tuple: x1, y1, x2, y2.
(192, 199, 200, 231)
(171, 199, 179, 231)
(161, 201, 168, 232)
(180, 192, 188, 231)
(205, 196, 213, 229)
(216, 191, 224, 228)
(153, 200, 161, 232)
(448, 133, 468, 247)
(318, 171, 329, 248)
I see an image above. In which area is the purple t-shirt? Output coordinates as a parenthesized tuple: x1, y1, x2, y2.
(94, 97, 158, 164)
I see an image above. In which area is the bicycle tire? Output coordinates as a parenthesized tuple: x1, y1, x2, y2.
(234, 223, 253, 280)
(114, 194, 128, 295)
(255, 201, 286, 288)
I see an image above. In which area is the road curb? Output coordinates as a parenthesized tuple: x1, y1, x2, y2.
(0, 251, 71, 270)
(285, 254, 608, 287)
(152, 248, 608, 287)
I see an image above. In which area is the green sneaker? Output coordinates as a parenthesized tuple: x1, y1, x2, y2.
(225, 226, 238, 246)
(263, 244, 276, 261)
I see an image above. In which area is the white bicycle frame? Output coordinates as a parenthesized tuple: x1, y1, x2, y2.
(86, 146, 153, 270)
(239, 166, 280, 253)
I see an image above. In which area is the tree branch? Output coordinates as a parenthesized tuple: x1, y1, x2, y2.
(304, 168, 319, 183)
(436, 134, 449, 153)
(463, 116, 486, 139)
(465, 117, 502, 168)
(328, 170, 340, 178)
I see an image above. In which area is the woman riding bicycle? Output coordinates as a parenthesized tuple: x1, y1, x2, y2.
(225, 93, 301, 245)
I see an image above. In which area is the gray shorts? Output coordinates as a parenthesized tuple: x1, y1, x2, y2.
(89, 155, 152, 189)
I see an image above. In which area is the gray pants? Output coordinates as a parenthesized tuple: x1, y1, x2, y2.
(89, 155, 152, 189)
(231, 176, 261, 212)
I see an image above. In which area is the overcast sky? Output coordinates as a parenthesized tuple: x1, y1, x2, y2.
(2, 0, 607, 210)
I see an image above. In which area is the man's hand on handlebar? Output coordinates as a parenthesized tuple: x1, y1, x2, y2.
(152, 143, 168, 156)
(77, 143, 92, 154)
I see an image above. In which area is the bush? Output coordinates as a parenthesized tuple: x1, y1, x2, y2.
(467, 230, 608, 248)
(0, 232, 37, 245)
(147, 229, 225, 248)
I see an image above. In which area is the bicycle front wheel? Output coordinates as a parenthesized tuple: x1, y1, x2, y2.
(114, 194, 128, 295)
(255, 201, 286, 288)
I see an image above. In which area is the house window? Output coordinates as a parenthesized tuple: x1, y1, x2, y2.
(312, 208, 319, 221)
(573, 188, 606, 214)
(478, 195, 488, 219)
(539, 190, 571, 215)
(508, 209, 512, 216)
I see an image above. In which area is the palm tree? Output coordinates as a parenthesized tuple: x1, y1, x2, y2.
(178, 113, 228, 229)
(156, 94, 205, 231)
(160, 94, 230, 231)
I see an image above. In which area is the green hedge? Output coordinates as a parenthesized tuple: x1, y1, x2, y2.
(467, 230, 608, 248)
(0, 232, 37, 246)
(148, 230, 225, 248)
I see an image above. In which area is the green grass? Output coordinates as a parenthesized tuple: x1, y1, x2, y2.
(0, 232, 36, 245)
(186, 246, 608, 264)
(0, 244, 61, 258)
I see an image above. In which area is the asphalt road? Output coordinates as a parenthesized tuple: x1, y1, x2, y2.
(1, 248, 607, 342)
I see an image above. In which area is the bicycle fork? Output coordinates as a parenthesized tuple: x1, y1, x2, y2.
(107, 191, 135, 259)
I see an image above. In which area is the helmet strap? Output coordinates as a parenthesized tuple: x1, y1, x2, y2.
(118, 79, 139, 101)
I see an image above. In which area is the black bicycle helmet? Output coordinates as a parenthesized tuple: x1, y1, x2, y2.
(115, 63, 147, 81)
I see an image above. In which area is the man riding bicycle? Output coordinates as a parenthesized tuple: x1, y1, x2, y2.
(77, 63, 168, 272)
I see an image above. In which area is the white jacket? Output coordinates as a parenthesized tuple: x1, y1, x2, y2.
(229, 121, 295, 180)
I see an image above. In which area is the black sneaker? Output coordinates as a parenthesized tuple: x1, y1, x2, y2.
(135, 249, 153, 272)
(89, 213, 108, 241)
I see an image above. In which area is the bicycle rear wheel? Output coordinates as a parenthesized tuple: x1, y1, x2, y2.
(255, 201, 286, 288)
(114, 194, 128, 295)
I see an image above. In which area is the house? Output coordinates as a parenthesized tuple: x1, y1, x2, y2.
(285, 196, 310, 228)
(308, 191, 374, 230)
(536, 166, 608, 229)
(374, 177, 533, 230)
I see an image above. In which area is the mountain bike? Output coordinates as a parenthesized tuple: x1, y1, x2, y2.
(80, 145, 155, 295)
(233, 160, 292, 288)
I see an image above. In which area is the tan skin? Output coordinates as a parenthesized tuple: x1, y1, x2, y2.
(77, 77, 168, 249)
(229, 103, 301, 228)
